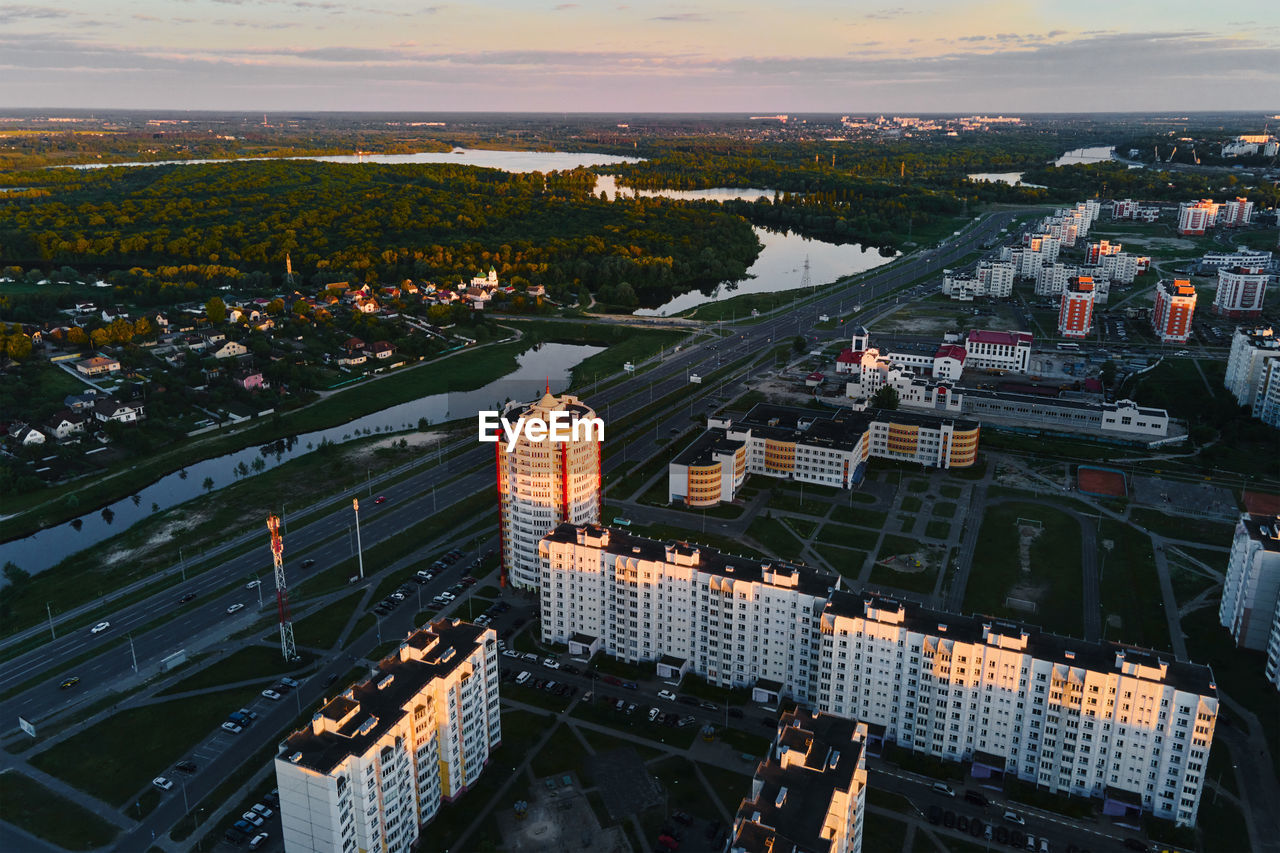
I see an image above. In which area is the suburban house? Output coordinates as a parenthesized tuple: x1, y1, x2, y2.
(371, 341, 395, 360)
(64, 390, 103, 411)
(7, 424, 46, 446)
(210, 340, 249, 360)
(93, 399, 146, 424)
(45, 411, 88, 440)
(75, 355, 121, 377)
(202, 330, 227, 346)
(235, 370, 268, 391)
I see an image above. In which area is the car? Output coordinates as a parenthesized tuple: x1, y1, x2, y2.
(995, 827, 1009, 844)
(449, 583, 464, 593)
(699, 701, 718, 711)
(462, 576, 478, 586)
(602, 675, 621, 685)
(523, 652, 540, 662)
(153, 776, 174, 791)
(301, 559, 315, 568)
(231, 820, 254, 836)
(1003, 810, 1024, 826)
(621, 681, 638, 690)
(1122, 840, 1147, 852)
(176, 760, 198, 774)
(543, 658, 560, 669)
(502, 650, 521, 659)
(279, 676, 300, 689)
(251, 803, 274, 818)
(678, 695, 698, 706)
(759, 718, 775, 728)
(245, 579, 261, 589)
(221, 721, 243, 734)
(544, 680, 558, 692)
(390, 593, 405, 601)
(957, 815, 970, 832)
(242, 812, 265, 827)
(248, 833, 269, 851)
(90, 621, 111, 634)
(324, 673, 339, 686)
(59, 676, 80, 689)
(648, 707, 660, 721)
(932, 783, 956, 798)
(226, 603, 245, 614)
(672, 810, 692, 826)
(178, 593, 197, 604)
(625, 703, 637, 714)
(943, 810, 956, 828)
(728, 708, 744, 719)
(262, 689, 282, 701)
(965, 790, 990, 807)
(263, 790, 280, 808)
(658, 690, 677, 701)
(927, 805, 942, 825)
(374, 495, 387, 504)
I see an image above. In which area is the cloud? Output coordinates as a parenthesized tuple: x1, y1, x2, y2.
(554, 3, 578, 9)
(0, 4, 67, 23)
(650, 12, 708, 22)
(863, 7, 911, 20)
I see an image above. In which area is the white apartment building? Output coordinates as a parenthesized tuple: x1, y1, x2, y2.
(943, 261, 1015, 301)
(1034, 261, 1074, 297)
(1098, 251, 1142, 285)
(1213, 266, 1270, 317)
(538, 524, 836, 703)
(816, 593, 1218, 827)
(1219, 515, 1280, 656)
(1201, 249, 1272, 269)
(668, 404, 979, 506)
(1224, 328, 1280, 425)
(1004, 235, 1061, 277)
(1219, 198, 1254, 228)
(496, 391, 601, 590)
(963, 330, 1033, 373)
(274, 621, 501, 853)
(730, 711, 869, 853)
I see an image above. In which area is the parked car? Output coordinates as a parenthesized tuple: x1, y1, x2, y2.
(248, 833, 269, 851)
(221, 722, 243, 734)
(1003, 810, 1024, 826)
(965, 790, 990, 807)
(932, 782, 956, 798)
(543, 658, 560, 669)
(242, 812, 265, 827)
(262, 689, 282, 701)
(251, 803, 274, 818)
(658, 690, 677, 701)
(153, 776, 174, 791)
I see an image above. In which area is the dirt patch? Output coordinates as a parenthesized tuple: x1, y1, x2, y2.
(348, 429, 449, 462)
(100, 508, 213, 569)
(877, 544, 944, 574)
(1017, 523, 1042, 573)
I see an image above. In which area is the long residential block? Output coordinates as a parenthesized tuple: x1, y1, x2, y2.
(538, 527, 1219, 827)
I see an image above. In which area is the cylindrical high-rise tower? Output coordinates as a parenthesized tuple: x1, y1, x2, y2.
(496, 391, 601, 590)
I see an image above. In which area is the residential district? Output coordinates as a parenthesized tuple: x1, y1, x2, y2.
(1, 192, 1277, 853)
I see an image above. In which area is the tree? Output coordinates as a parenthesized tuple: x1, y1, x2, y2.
(205, 296, 226, 324)
(67, 326, 89, 347)
(792, 335, 806, 353)
(871, 386, 900, 410)
(133, 316, 153, 340)
(90, 327, 110, 347)
(5, 333, 32, 361)
(291, 299, 311, 317)
(202, 476, 214, 493)
(266, 298, 285, 316)
(1100, 359, 1117, 388)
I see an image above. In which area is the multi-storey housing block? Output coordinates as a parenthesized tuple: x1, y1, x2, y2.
(816, 593, 1218, 827)
(730, 711, 869, 853)
(1058, 277, 1096, 339)
(495, 391, 601, 590)
(1220, 515, 1280, 662)
(1213, 266, 1270, 318)
(274, 622, 501, 853)
(1151, 279, 1197, 344)
(1224, 327, 1280, 427)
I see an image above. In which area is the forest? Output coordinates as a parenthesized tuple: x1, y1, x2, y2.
(0, 160, 761, 310)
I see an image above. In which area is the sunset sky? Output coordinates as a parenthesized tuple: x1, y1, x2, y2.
(2, 0, 1278, 111)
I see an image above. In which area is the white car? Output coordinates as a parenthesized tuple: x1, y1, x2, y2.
(931, 782, 956, 798)
(262, 689, 282, 701)
(248, 833, 269, 851)
(152, 776, 174, 791)
(522, 652, 539, 662)
(657, 690, 677, 701)
(90, 621, 111, 634)
(251, 803, 274, 818)
(221, 722, 243, 734)
(245, 579, 261, 589)
(226, 603, 245, 614)
(542, 658, 560, 669)
(502, 650, 521, 659)
(242, 812, 265, 827)
(1003, 810, 1025, 825)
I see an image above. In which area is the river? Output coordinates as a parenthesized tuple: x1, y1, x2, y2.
(0, 343, 600, 575)
(967, 145, 1116, 188)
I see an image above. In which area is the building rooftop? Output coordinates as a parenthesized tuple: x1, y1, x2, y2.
(543, 523, 840, 600)
(823, 591, 1217, 697)
(731, 710, 865, 853)
(280, 620, 488, 775)
(671, 428, 746, 467)
(966, 330, 1033, 347)
(1240, 514, 1280, 553)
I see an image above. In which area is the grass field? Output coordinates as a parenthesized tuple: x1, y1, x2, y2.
(0, 772, 120, 850)
(289, 592, 364, 649)
(157, 645, 312, 696)
(829, 505, 889, 528)
(814, 544, 868, 582)
(963, 503, 1084, 636)
(1099, 519, 1170, 650)
(31, 685, 261, 806)
(1129, 509, 1234, 547)
(817, 522, 881, 551)
(748, 516, 804, 559)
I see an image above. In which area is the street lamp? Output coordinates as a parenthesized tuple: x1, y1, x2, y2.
(353, 499, 365, 580)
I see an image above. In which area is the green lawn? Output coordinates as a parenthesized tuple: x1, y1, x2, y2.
(868, 561, 938, 596)
(814, 544, 868, 582)
(932, 501, 958, 518)
(0, 772, 120, 850)
(574, 724, 665, 763)
(31, 685, 261, 806)
(569, 701, 697, 750)
(817, 522, 881, 551)
(876, 534, 928, 563)
(924, 520, 951, 539)
(829, 505, 889, 529)
(529, 723, 591, 777)
(901, 495, 924, 513)
(781, 516, 819, 539)
(940, 484, 963, 499)
(764, 489, 832, 517)
(697, 761, 753, 815)
(1129, 509, 1234, 547)
(649, 756, 722, 821)
(963, 503, 1084, 637)
(290, 592, 363, 649)
(862, 810, 909, 852)
(746, 516, 804, 560)
(158, 645, 312, 695)
(1099, 519, 1170, 650)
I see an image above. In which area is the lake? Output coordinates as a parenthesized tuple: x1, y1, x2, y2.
(65, 148, 642, 173)
(1054, 146, 1115, 166)
(636, 227, 895, 317)
(0, 342, 601, 575)
(967, 172, 1047, 188)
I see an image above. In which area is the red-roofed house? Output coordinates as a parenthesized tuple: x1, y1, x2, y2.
(933, 344, 967, 381)
(963, 330, 1033, 373)
(370, 341, 395, 360)
(835, 349, 865, 374)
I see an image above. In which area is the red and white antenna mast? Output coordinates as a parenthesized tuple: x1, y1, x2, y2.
(267, 515, 296, 661)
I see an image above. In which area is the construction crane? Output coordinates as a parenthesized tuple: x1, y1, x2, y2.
(1153, 146, 1160, 163)
(1191, 146, 1200, 165)
(267, 514, 297, 662)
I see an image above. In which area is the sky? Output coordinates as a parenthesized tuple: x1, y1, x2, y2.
(1, 0, 1278, 112)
